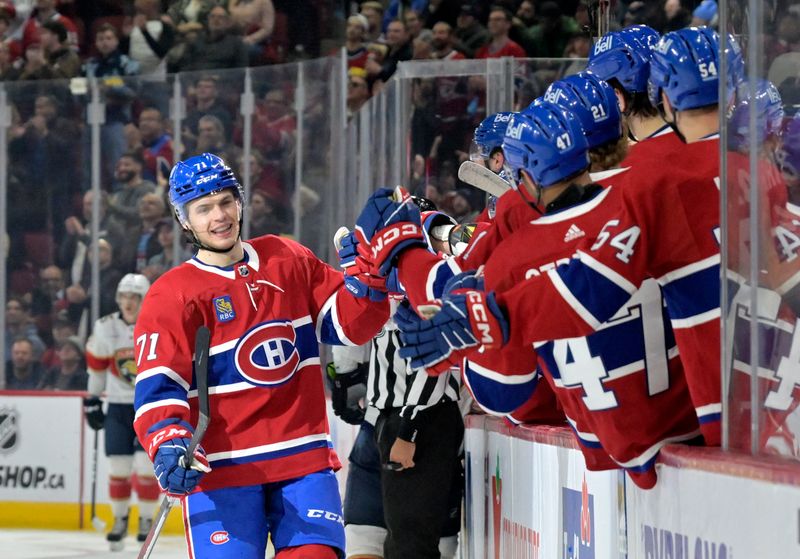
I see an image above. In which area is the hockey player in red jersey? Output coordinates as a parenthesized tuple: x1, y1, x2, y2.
(85, 273, 160, 550)
(586, 25, 686, 164)
(133, 153, 389, 558)
(401, 100, 701, 488)
(394, 27, 740, 448)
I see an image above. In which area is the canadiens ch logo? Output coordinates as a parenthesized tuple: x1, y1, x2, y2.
(210, 531, 229, 545)
(0, 407, 19, 453)
(213, 296, 236, 323)
(233, 321, 301, 386)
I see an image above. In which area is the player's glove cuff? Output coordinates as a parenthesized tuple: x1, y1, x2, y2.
(460, 290, 509, 350)
(357, 222, 426, 277)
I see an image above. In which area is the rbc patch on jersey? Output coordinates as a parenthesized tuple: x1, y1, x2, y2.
(213, 296, 236, 322)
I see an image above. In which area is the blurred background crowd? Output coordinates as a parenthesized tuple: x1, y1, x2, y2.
(1, 0, 796, 396)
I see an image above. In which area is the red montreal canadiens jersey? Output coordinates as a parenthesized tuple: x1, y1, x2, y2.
(133, 236, 389, 492)
(397, 190, 563, 424)
(726, 151, 800, 456)
(465, 184, 700, 488)
(496, 136, 723, 445)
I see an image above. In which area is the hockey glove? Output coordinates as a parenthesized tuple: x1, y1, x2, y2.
(153, 437, 211, 496)
(344, 255, 388, 301)
(355, 187, 426, 276)
(443, 269, 485, 294)
(396, 290, 509, 375)
(334, 227, 359, 269)
(83, 396, 105, 431)
(326, 362, 368, 425)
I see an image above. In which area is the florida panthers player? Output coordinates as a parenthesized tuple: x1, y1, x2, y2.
(133, 153, 389, 558)
(394, 27, 739, 447)
(84, 273, 160, 550)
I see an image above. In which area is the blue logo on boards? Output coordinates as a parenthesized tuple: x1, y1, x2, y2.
(562, 475, 594, 559)
(213, 296, 236, 322)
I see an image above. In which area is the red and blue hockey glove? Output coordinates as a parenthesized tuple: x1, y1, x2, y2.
(83, 396, 105, 431)
(443, 269, 485, 294)
(335, 227, 388, 301)
(355, 187, 426, 276)
(334, 227, 359, 269)
(153, 436, 211, 496)
(344, 255, 388, 301)
(396, 290, 509, 375)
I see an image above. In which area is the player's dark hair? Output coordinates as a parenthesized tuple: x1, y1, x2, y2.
(607, 77, 659, 118)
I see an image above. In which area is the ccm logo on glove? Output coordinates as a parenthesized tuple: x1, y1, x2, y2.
(370, 223, 421, 260)
(468, 292, 495, 345)
(149, 426, 191, 454)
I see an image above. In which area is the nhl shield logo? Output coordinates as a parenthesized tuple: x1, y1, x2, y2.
(213, 296, 236, 323)
(0, 407, 18, 453)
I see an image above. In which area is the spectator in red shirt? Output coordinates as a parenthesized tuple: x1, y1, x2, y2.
(476, 6, 526, 59)
(21, 0, 78, 52)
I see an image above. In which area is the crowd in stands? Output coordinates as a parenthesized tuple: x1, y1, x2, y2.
(1, 0, 798, 394)
(342, 0, 731, 225)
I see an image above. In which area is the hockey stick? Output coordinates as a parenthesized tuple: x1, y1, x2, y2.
(89, 428, 106, 532)
(137, 325, 211, 559)
(457, 161, 512, 197)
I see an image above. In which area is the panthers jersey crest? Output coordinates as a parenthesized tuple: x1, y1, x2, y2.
(114, 348, 137, 386)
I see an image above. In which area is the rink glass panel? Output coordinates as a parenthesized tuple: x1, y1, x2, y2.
(721, 1, 800, 461)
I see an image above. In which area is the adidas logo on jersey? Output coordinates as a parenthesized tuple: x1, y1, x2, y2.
(564, 224, 585, 242)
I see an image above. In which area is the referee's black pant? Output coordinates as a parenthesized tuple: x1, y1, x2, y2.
(375, 401, 464, 559)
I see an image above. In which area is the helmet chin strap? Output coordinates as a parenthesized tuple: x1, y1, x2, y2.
(655, 95, 687, 144)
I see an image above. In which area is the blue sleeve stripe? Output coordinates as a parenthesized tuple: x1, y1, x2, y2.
(134, 375, 189, 410)
(660, 261, 720, 323)
(463, 359, 537, 414)
(317, 291, 355, 346)
(553, 255, 636, 327)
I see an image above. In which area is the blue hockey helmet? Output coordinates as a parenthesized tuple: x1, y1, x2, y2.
(620, 24, 661, 53)
(587, 30, 652, 94)
(473, 112, 514, 158)
(168, 153, 244, 224)
(728, 79, 784, 152)
(502, 104, 590, 188)
(541, 72, 622, 149)
(648, 26, 728, 111)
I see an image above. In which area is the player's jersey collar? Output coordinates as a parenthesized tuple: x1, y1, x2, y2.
(647, 124, 673, 139)
(533, 184, 611, 224)
(187, 242, 261, 279)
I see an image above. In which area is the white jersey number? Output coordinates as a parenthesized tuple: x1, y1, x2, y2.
(136, 333, 160, 365)
(552, 281, 670, 410)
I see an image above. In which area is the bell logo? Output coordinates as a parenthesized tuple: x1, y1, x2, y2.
(656, 38, 673, 54)
(544, 88, 566, 105)
(593, 36, 613, 55)
(494, 113, 511, 123)
(505, 122, 525, 140)
(210, 531, 229, 545)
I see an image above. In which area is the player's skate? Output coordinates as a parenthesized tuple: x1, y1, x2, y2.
(106, 515, 128, 551)
(137, 516, 153, 543)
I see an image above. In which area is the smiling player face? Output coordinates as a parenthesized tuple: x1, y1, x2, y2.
(185, 190, 242, 253)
